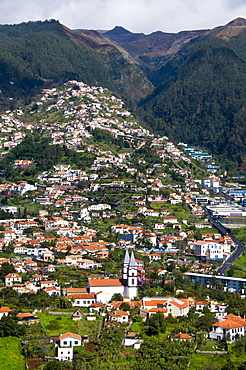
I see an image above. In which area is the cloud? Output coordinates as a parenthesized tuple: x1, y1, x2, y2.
(0, 0, 246, 33)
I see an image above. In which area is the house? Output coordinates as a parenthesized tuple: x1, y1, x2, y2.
(0, 306, 12, 319)
(56, 332, 82, 362)
(172, 333, 193, 341)
(5, 273, 22, 287)
(41, 250, 55, 262)
(17, 312, 40, 325)
(77, 259, 100, 269)
(40, 280, 58, 289)
(190, 241, 224, 260)
(108, 310, 129, 323)
(72, 308, 85, 321)
(24, 260, 38, 269)
(89, 303, 107, 314)
(63, 287, 87, 296)
(209, 314, 246, 343)
(123, 332, 142, 349)
(142, 297, 190, 317)
(44, 286, 60, 297)
(67, 293, 96, 307)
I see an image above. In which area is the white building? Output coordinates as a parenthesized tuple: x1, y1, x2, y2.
(67, 293, 96, 307)
(88, 250, 138, 303)
(0, 306, 12, 319)
(209, 314, 246, 343)
(190, 241, 224, 260)
(57, 332, 82, 361)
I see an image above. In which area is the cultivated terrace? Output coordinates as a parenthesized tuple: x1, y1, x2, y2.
(0, 81, 245, 370)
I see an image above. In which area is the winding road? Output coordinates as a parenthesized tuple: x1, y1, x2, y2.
(205, 207, 245, 275)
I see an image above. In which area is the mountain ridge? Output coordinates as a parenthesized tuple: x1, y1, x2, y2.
(0, 18, 246, 169)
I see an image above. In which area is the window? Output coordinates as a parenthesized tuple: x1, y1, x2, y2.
(132, 279, 134, 285)
(74, 341, 78, 345)
(63, 341, 67, 345)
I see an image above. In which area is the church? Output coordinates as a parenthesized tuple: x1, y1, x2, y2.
(88, 250, 138, 303)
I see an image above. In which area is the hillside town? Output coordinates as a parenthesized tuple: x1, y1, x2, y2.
(0, 81, 245, 369)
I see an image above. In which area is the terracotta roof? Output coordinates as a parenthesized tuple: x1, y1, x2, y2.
(67, 293, 95, 299)
(89, 278, 123, 287)
(59, 332, 82, 340)
(144, 299, 168, 307)
(89, 303, 106, 308)
(170, 300, 189, 309)
(65, 288, 87, 294)
(173, 333, 192, 339)
(0, 306, 12, 313)
(224, 314, 246, 325)
(213, 319, 246, 330)
(149, 307, 168, 313)
(108, 310, 129, 316)
(5, 273, 21, 278)
(17, 312, 37, 318)
(110, 300, 141, 308)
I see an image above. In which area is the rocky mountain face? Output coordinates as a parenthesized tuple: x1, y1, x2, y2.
(105, 25, 206, 72)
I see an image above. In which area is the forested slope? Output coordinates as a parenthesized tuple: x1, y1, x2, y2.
(0, 20, 152, 108)
(139, 36, 246, 169)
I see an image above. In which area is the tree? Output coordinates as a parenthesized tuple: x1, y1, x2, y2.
(0, 262, 16, 282)
(0, 313, 27, 337)
(43, 361, 65, 370)
(74, 346, 98, 370)
(1, 287, 19, 306)
(147, 312, 167, 336)
(110, 293, 123, 302)
(119, 302, 130, 311)
(59, 296, 72, 309)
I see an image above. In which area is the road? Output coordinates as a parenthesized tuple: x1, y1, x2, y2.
(205, 207, 245, 275)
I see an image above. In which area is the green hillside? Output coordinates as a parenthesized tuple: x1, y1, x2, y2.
(0, 337, 26, 370)
(0, 20, 152, 109)
(139, 36, 246, 170)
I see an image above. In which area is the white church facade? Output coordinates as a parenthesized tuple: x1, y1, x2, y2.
(88, 250, 138, 303)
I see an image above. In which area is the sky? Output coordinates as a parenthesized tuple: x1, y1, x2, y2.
(1, 0, 246, 34)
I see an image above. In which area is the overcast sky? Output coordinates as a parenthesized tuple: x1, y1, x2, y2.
(1, 0, 246, 34)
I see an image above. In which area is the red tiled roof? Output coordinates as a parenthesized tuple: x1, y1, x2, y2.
(173, 333, 192, 339)
(0, 306, 12, 313)
(59, 332, 82, 340)
(89, 278, 123, 287)
(67, 293, 95, 299)
(108, 310, 129, 316)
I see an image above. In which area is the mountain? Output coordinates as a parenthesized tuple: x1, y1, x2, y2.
(104, 26, 206, 73)
(0, 20, 152, 109)
(137, 18, 246, 171)
(1, 19, 246, 170)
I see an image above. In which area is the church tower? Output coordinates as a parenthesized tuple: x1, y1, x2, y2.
(125, 251, 138, 299)
(122, 249, 130, 281)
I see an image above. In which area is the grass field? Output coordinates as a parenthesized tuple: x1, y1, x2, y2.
(0, 337, 26, 370)
(189, 352, 227, 370)
(37, 312, 102, 337)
